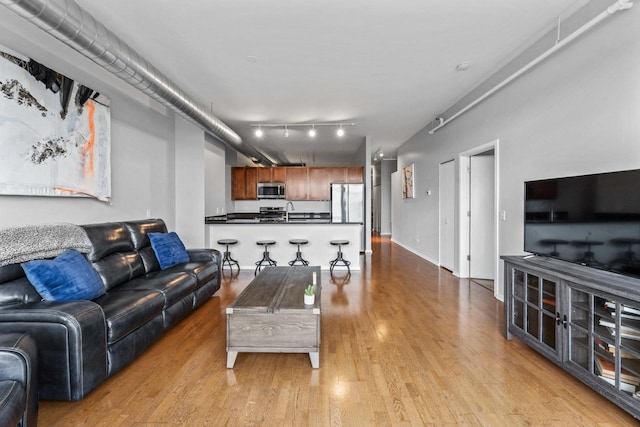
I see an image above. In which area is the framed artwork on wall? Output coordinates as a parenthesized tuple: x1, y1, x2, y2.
(0, 44, 111, 202)
(402, 163, 415, 199)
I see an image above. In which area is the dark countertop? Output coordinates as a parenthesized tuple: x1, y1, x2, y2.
(205, 212, 335, 224)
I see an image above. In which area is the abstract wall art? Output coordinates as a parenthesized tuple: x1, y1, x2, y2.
(402, 163, 415, 199)
(0, 45, 111, 202)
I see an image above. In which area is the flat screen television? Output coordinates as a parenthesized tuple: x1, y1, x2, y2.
(524, 168, 640, 279)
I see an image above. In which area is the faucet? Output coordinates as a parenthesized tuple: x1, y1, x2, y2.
(285, 201, 295, 221)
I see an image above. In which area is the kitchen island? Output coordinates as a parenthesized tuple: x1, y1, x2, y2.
(206, 221, 361, 271)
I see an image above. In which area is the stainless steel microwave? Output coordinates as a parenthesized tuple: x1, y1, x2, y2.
(257, 182, 286, 199)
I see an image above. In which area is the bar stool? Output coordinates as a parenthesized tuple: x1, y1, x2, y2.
(255, 240, 277, 275)
(217, 239, 240, 272)
(329, 240, 351, 275)
(288, 239, 310, 266)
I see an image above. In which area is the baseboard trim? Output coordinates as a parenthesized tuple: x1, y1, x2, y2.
(390, 238, 438, 266)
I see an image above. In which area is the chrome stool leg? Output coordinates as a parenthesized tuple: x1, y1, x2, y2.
(255, 240, 277, 275)
(288, 239, 309, 266)
(329, 240, 351, 275)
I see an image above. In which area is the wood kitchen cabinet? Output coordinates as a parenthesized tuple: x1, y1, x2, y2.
(231, 167, 258, 200)
(308, 167, 331, 200)
(346, 166, 364, 183)
(306, 166, 363, 200)
(256, 167, 286, 183)
(272, 167, 286, 183)
(285, 167, 308, 200)
(328, 167, 346, 184)
(234, 166, 364, 201)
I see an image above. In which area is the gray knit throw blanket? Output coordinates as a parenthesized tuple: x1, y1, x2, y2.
(0, 223, 93, 266)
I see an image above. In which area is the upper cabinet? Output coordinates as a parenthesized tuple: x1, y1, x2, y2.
(308, 167, 331, 201)
(346, 166, 364, 183)
(256, 167, 286, 183)
(231, 167, 258, 200)
(285, 167, 308, 200)
(233, 166, 364, 201)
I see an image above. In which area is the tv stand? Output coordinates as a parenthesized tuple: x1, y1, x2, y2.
(503, 255, 640, 420)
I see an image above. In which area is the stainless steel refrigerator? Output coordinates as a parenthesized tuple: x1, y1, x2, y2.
(330, 183, 365, 250)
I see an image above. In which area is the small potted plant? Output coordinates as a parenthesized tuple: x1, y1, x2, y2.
(304, 284, 315, 306)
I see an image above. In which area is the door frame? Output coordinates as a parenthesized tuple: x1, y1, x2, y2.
(457, 139, 501, 300)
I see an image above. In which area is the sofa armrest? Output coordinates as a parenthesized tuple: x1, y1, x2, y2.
(187, 248, 221, 265)
(0, 300, 107, 401)
(0, 333, 38, 427)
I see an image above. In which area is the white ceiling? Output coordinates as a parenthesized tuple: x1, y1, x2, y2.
(75, 0, 589, 165)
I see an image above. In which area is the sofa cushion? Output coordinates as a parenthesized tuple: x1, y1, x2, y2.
(93, 290, 165, 344)
(115, 271, 197, 308)
(168, 261, 218, 289)
(90, 252, 144, 291)
(22, 249, 105, 301)
(149, 232, 189, 269)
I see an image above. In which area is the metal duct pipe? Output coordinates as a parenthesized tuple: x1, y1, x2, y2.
(0, 0, 274, 165)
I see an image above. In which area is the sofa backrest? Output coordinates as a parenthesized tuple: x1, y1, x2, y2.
(122, 219, 167, 274)
(0, 263, 42, 307)
(0, 219, 169, 302)
(82, 222, 145, 291)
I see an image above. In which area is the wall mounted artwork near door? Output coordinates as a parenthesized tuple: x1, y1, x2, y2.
(402, 163, 415, 199)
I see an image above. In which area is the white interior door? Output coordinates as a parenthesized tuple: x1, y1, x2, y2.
(469, 155, 495, 279)
(439, 160, 455, 271)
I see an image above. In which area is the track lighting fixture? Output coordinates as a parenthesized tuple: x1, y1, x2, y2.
(250, 122, 355, 139)
(373, 147, 385, 161)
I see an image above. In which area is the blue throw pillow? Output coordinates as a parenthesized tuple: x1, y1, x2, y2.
(22, 249, 105, 301)
(149, 232, 190, 269)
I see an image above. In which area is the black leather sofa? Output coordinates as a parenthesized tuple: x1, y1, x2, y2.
(0, 219, 221, 401)
(0, 333, 38, 427)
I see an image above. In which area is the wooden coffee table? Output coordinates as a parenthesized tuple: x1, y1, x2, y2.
(226, 266, 321, 368)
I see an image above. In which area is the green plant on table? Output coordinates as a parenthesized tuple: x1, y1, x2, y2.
(304, 284, 315, 296)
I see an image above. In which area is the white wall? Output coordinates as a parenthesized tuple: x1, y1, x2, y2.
(395, 8, 640, 298)
(174, 116, 206, 247)
(204, 138, 228, 216)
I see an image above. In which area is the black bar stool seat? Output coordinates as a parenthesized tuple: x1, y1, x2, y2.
(255, 240, 277, 275)
(288, 239, 310, 266)
(329, 240, 351, 275)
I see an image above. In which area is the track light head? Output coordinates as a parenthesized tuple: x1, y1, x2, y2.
(308, 125, 316, 137)
(255, 127, 263, 137)
(284, 126, 289, 137)
(337, 125, 344, 137)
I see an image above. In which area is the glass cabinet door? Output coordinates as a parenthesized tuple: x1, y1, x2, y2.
(510, 268, 559, 356)
(568, 286, 640, 400)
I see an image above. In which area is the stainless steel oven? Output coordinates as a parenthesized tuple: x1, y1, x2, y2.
(257, 182, 286, 199)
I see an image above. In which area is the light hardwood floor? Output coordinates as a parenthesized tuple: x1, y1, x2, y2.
(38, 236, 638, 425)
